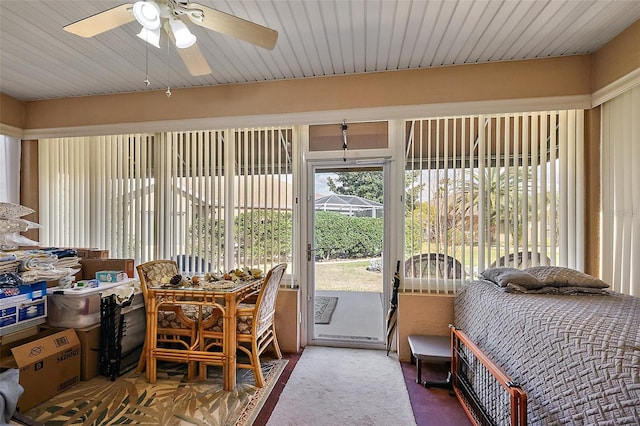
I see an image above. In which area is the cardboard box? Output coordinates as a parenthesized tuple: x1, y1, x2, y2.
(81, 258, 134, 280)
(0, 325, 57, 362)
(0, 327, 61, 360)
(74, 248, 90, 258)
(56, 247, 108, 259)
(88, 249, 109, 259)
(75, 323, 101, 381)
(0, 325, 39, 346)
(0, 316, 46, 337)
(3, 328, 81, 411)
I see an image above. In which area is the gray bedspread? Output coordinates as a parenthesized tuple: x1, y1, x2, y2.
(454, 280, 640, 425)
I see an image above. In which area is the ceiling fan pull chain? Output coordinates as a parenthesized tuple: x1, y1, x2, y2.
(166, 35, 172, 97)
(144, 33, 151, 87)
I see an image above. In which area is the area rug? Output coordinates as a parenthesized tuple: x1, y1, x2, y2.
(265, 346, 416, 425)
(22, 359, 287, 426)
(314, 296, 338, 324)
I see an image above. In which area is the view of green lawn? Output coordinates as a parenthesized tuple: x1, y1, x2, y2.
(314, 259, 382, 292)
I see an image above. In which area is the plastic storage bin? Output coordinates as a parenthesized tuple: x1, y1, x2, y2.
(47, 279, 136, 328)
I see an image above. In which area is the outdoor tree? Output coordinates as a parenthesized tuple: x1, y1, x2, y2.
(438, 166, 557, 247)
(327, 171, 384, 202)
(405, 201, 438, 253)
(404, 171, 424, 211)
(438, 168, 520, 245)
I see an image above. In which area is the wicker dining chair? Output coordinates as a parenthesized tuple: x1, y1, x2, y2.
(136, 259, 199, 379)
(489, 251, 551, 269)
(198, 262, 287, 387)
(404, 253, 465, 279)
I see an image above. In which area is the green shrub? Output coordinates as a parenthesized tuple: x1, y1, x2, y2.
(314, 211, 383, 260)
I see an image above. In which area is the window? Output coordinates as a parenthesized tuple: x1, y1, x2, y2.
(39, 127, 294, 276)
(404, 111, 585, 293)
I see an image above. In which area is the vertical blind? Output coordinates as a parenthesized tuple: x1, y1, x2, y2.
(601, 84, 640, 296)
(156, 130, 227, 272)
(233, 128, 293, 275)
(404, 110, 585, 293)
(39, 127, 293, 276)
(39, 134, 154, 253)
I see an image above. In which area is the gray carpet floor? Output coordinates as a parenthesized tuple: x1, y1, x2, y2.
(266, 346, 416, 426)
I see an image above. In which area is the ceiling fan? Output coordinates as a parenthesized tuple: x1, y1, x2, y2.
(63, 0, 278, 76)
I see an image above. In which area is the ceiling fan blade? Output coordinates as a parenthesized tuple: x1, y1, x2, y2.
(186, 3, 278, 50)
(175, 43, 212, 76)
(164, 22, 211, 76)
(64, 3, 135, 38)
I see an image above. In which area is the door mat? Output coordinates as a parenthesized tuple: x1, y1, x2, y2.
(314, 296, 338, 324)
(318, 334, 381, 341)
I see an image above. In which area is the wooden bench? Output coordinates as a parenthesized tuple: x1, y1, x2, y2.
(408, 334, 452, 390)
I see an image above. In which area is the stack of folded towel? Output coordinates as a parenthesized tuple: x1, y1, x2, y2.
(0, 252, 19, 275)
(13, 249, 81, 288)
(0, 203, 82, 288)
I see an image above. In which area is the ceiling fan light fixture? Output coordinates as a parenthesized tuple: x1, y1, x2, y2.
(137, 27, 161, 48)
(133, 0, 161, 30)
(169, 18, 196, 49)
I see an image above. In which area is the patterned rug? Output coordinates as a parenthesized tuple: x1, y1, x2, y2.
(314, 296, 338, 324)
(22, 359, 287, 426)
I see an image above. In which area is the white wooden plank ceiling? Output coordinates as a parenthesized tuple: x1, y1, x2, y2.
(1, 0, 639, 101)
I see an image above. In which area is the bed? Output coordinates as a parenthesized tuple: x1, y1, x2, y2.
(453, 267, 640, 425)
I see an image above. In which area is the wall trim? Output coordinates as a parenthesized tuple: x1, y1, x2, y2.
(0, 123, 24, 139)
(592, 68, 640, 107)
(22, 94, 591, 139)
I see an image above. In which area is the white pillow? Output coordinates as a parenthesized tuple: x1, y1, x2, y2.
(480, 267, 544, 289)
(524, 266, 609, 289)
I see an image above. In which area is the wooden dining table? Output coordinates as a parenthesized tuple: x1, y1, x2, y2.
(144, 278, 261, 390)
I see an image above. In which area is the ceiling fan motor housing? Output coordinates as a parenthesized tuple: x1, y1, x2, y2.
(133, 1, 162, 30)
